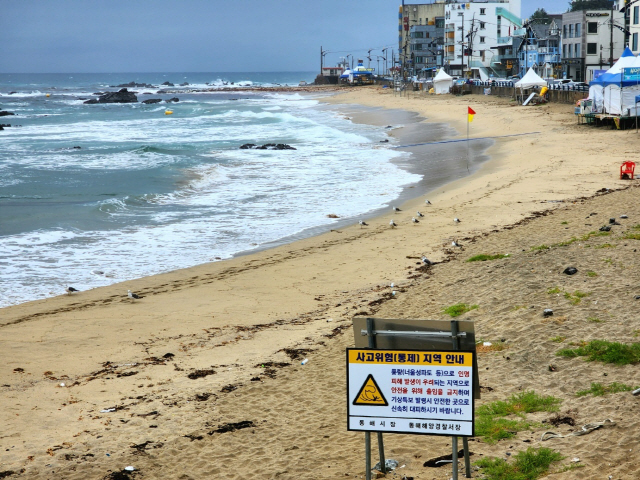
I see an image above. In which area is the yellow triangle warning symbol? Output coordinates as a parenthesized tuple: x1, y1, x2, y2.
(353, 374, 388, 406)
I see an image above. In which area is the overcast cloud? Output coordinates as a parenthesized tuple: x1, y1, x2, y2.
(1, 1, 571, 73)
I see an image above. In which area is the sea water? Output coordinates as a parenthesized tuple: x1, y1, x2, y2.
(0, 72, 431, 307)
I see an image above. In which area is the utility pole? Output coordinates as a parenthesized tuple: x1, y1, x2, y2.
(461, 11, 465, 78)
(320, 46, 324, 74)
(610, 5, 614, 67)
(468, 14, 476, 78)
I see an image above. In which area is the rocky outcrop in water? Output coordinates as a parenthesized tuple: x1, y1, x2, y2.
(142, 98, 162, 104)
(240, 143, 296, 150)
(165, 97, 179, 103)
(162, 81, 175, 87)
(84, 88, 138, 104)
(0, 111, 16, 116)
(113, 81, 154, 88)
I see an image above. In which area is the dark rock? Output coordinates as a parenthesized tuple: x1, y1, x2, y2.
(166, 97, 179, 102)
(8, 91, 17, 95)
(92, 92, 105, 96)
(543, 308, 553, 317)
(0, 124, 11, 127)
(240, 143, 257, 149)
(599, 225, 611, 232)
(115, 81, 154, 88)
(635, 295, 640, 300)
(0, 125, 3, 131)
(621, 215, 629, 219)
(563, 267, 578, 275)
(142, 98, 162, 104)
(83, 99, 99, 104)
(0, 111, 15, 116)
(609, 218, 621, 225)
(180, 82, 189, 86)
(161, 81, 174, 86)
(97, 88, 138, 104)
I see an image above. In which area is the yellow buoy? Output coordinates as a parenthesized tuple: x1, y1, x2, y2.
(164, 110, 173, 115)
(46, 93, 50, 97)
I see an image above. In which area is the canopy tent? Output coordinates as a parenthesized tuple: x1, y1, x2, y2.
(588, 49, 640, 115)
(433, 69, 453, 94)
(514, 68, 546, 89)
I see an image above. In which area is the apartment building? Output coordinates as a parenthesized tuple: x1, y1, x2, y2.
(399, 2, 446, 76)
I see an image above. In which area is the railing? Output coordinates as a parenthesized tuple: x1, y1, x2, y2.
(469, 80, 589, 92)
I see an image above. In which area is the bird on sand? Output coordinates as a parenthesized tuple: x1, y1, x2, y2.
(412, 217, 420, 223)
(454, 217, 461, 223)
(421, 256, 431, 265)
(66, 286, 79, 295)
(425, 199, 431, 205)
(359, 220, 369, 228)
(389, 220, 397, 228)
(416, 211, 424, 217)
(451, 240, 461, 247)
(128, 290, 143, 301)
(393, 206, 401, 212)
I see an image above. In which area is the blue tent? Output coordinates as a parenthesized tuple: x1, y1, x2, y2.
(590, 47, 637, 86)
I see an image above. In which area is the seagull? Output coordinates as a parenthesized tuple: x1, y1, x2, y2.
(66, 286, 79, 295)
(412, 217, 420, 223)
(359, 220, 369, 228)
(128, 290, 143, 301)
(425, 199, 431, 205)
(389, 220, 397, 228)
(393, 206, 401, 212)
(416, 211, 424, 217)
(452, 240, 461, 247)
(454, 217, 461, 223)
(421, 256, 431, 265)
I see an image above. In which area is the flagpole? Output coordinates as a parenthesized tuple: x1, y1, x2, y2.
(466, 109, 470, 172)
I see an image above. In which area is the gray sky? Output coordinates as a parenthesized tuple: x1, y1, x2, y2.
(1, 1, 568, 73)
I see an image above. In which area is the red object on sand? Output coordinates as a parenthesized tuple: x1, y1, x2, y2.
(621, 161, 635, 179)
(468, 107, 476, 115)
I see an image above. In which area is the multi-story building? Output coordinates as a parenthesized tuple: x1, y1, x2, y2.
(561, 9, 624, 82)
(399, 2, 446, 77)
(628, 2, 640, 55)
(442, 0, 522, 79)
(409, 18, 445, 76)
(517, 16, 562, 79)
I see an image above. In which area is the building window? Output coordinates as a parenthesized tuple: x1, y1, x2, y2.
(480, 21, 486, 29)
(575, 43, 580, 57)
(635, 6, 639, 25)
(588, 22, 598, 34)
(412, 31, 424, 38)
(568, 24, 573, 38)
(563, 44, 567, 57)
(575, 23, 580, 36)
(480, 36, 485, 43)
(480, 8, 486, 15)
(634, 33, 639, 51)
(435, 18, 444, 28)
(587, 42, 597, 55)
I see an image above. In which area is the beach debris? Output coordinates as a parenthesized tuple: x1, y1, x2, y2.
(127, 290, 143, 301)
(548, 364, 557, 372)
(392, 290, 397, 296)
(326, 213, 339, 218)
(621, 214, 629, 219)
(389, 220, 397, 228)
(100, 408, 116, 413)
(91, 270, 105, 275)
(300, 358, 309, 365)
(390, 283, 395, 288)
(483, 342, 492, 347)
(208, 420, 255, 435)
(632, 387, 640, 396)
(423, 450, 469, 468)
(599, 225, 611, 232)
(609, 218, 621, 225)
(563, 267, 578, 275)
(66, 286, 79, 295)
(540, 418, 615, 441)
(421, 256, 431, 265)
(425, 199, 431, 204)
(373, 459, 399, 472)
(412, 217, 420, 223)
(326, 318, 333, 322)
(451, 240, 461, 247)
(543, 308, 554, 317)
(187, 368, 216, 380)
(635, 295, 640, 300)
(124, 466, 135, 472)
(416, 211, 424, 217)
(454, 217, 461, 223)
(59, 382, 66, 387)
(393, 206, 401, 212)
(572, 458, 581, 463)
(359, 220, 369, 228)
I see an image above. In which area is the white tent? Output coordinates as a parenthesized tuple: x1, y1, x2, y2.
(433, 69, 453, 94)
(514, 68, 547, 89)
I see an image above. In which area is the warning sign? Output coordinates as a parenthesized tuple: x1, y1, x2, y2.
(347, 348, 475, 436)
(353, 374, 388, 406)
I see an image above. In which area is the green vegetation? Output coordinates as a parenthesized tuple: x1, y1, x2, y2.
(547, 286, 561, 294)
(531, 244, 550, 251)
(586, 270, 598, 277)
(557, 340, 640, 365)
(475, 391, 561, 444)
(512, 305, 527, 311)
(476, 447, 564, 480)
(622, 232, 640, 240)
(587, 316, 603, 323)
(443, 303, 478, 317)
(603, 258, 613, 265)
(563, 290, 590, 305)
(576, 382, 635, 397)
(561, 221, 568, 225)
(467, 253, 509, 262)
(550, 336, 566, 343)
(594, 243, 615, 249)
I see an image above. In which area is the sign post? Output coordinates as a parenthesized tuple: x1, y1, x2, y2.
(351, 318, 478, 479)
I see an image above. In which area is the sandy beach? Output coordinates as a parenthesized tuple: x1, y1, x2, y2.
(2, 86, 640, 480)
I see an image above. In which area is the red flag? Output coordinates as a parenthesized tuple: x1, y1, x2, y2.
(468, 107, 476, 115)
(467, 107, 476, 123)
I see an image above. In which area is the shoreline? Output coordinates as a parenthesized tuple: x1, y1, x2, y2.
(2, 87, 638, 479)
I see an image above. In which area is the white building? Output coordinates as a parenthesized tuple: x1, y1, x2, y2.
(443, 0, 522, 78)
(628, 3, 640, 55)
